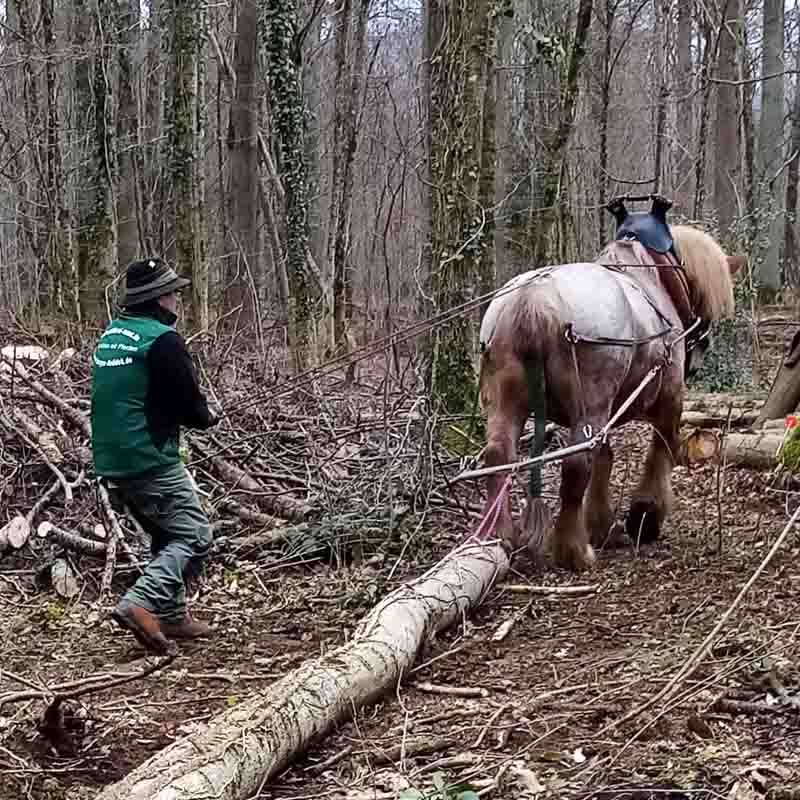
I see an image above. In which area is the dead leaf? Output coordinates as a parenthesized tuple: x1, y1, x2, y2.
(51, 559, 79, 599)
(512, 763, 546, 795)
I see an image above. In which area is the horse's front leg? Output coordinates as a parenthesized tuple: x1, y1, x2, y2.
(584, 442, 625, 548)
(627, 399, 680, 545)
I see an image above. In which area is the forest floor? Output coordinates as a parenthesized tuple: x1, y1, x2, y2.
(1, 312, 800, 800)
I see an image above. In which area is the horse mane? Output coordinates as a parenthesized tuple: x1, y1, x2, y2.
(671, 225, 735, 320)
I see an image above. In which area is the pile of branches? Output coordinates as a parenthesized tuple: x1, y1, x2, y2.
(0, 328, 482, 606)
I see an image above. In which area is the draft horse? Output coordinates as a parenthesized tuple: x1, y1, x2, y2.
(477, 196, 742, 570)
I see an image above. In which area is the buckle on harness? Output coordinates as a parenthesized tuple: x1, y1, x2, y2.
(565, 324, 580, 344)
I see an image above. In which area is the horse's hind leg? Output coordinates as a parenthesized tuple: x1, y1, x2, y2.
(479, 358, 529, 546)
(551, 431, 596, 571)
(627, 398, 680, 545)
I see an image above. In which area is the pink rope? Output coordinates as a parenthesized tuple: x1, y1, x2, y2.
(471, 474, 513, 540)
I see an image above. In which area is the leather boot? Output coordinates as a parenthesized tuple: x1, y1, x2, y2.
(111, 601, 170, 656)
(160, 614, 212, 640)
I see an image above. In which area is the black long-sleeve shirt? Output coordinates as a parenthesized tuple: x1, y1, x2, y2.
(127, 305, 216, 450)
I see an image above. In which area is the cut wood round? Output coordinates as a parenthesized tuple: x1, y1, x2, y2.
(681, 429, 784, 470)
(51, 558, 79, 599)
(96, 540, 510, 800)
(2, 516, 31, 549)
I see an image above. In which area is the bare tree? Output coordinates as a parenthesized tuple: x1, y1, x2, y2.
(713, 0, 741, 242)
(226, 0, 260, 317)
(756, 0, 786, 296)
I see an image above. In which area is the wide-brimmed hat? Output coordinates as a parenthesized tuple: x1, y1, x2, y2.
(123, 258, 191, 306)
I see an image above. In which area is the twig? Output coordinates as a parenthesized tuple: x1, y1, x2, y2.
(499, 583, 598, 596)
(97, 482, 125, 597)
(0, 655, 176, 710)
(473, 703, 512, 748)
(414, 681, 489, 698)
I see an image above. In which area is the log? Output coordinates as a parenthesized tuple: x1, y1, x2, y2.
(96, 539, 510, 800)
(681, 429, 784, 469)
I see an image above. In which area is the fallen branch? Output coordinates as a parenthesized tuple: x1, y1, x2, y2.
(96, 539, 509, 800)
(38, 521, 107, 555)
(1, 355, 91, 437)
(0, 412, 73, 505)
(194, 440, 312, 522)
(97, 482, 126, 597)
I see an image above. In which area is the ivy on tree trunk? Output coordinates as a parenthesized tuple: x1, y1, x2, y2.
(263, 0, 313, 369)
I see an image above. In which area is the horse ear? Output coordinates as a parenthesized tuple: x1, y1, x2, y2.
(726, 255, 745, 275)
(650, 195, 673, 222)
(607, 198, 628, 225)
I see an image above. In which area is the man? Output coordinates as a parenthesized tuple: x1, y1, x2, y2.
(91, 258, 218, 655)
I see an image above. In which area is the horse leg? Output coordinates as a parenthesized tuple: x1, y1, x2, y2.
(584, 442, 624, 548)
(478, 360, 528, 547)
(551, 430, 596, 571)
(626, 400, 680, 545)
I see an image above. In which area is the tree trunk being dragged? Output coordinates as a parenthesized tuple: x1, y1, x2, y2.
(96, 540, 509, 800)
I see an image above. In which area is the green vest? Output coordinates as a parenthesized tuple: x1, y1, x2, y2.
(91, 314, 179, 478)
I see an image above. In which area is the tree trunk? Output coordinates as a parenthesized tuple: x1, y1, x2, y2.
(692, 7, 713, 220)
(755, 329, 800, 426)
(425, 0, 500, 414)
(713, 0, 740, 243)
(329, 0, 372, 350)
(225, 0, 260, 317)
(652, 0, 668, 194)
(595, 0, 612, 251)
(43, 0, 79, 319)
(525, 0, 593, 266)
(674, 0, 693, 214)
(264, 0, 314, 369)
(784, 57, 800, 291)
(95, 541, 510, 800)
(167, 0, 208, 329)
(75, 0, 118, 321)
(739, 18, 757, 250)
(116, 0, 142, 269)
(494, 10, 512, 280)
(755, 0, 786, 297)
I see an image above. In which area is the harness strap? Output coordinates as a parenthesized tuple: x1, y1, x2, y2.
(565, 323, 672, 348)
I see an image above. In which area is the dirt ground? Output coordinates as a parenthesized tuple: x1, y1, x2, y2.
(2, 319, 800, 800)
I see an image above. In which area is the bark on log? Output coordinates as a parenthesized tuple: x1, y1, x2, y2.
(96, 540, 510, 800)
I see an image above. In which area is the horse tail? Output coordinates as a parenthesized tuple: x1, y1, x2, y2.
(521, 355, 552, 552)
(524, 357, 547, 498)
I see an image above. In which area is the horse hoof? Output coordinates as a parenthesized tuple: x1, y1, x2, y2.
(554, 542, 595, 571)
(626, 500, 660, 545)
(590, 520, 627, 549)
